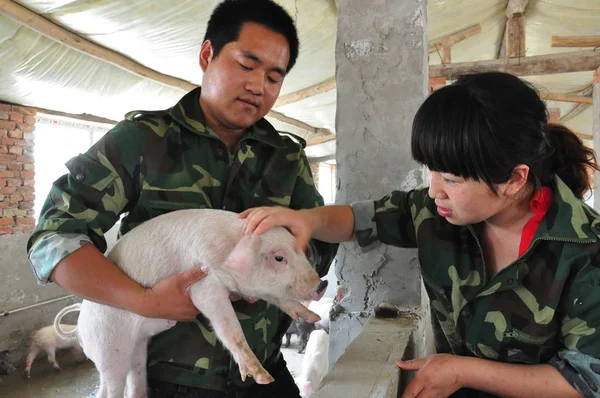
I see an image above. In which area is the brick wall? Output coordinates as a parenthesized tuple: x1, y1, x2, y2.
(0, 104, 36, 235)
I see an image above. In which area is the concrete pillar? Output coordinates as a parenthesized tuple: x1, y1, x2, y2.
(331, 0, 429, 366)
(594, 69, 600, 210)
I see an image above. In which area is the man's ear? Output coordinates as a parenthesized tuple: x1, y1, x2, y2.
(505, 164, 530, 197)
(199, 40, 214, 72)
(223, 235, 262, 276)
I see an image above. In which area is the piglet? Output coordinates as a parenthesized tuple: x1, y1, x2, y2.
(56, 209, 327, 398)
(298, 330, 329, 397)
(25, 312, 85, 378)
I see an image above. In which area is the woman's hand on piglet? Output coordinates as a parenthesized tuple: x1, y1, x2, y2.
(239, 207, 314, 253)
(139, 266, 206, 321)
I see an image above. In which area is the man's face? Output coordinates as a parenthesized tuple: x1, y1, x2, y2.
(200, 22, 291, 131)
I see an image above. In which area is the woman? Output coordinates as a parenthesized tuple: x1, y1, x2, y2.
(240, 72, 600, 398)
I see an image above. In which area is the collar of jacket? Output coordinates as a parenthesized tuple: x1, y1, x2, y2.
(530, 176, 600, 245)
(167, 87, 288, 149)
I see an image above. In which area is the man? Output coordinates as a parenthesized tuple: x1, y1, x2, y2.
(27, 1, 338, 396)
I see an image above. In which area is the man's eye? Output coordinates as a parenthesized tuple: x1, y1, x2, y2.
(240, 63, 252, 71)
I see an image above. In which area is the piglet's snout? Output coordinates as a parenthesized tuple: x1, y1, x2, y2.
(312, 280, 328, 301)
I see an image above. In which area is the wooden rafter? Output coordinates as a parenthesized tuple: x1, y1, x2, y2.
(428, 25, 481, 55)
(0, 0, 335, 144)
(275, 77, 336, 108)
(552, 36, 600, 48)
(560, 85, 594, 122)
(540, 93, 592, 104)
(505, 0, 528, 58)
(430, 49, 600, 79)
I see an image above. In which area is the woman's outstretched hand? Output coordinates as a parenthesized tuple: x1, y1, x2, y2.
(239, 207, 314, 253)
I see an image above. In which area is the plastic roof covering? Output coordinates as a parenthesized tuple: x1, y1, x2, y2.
(0, 0, 598, 161)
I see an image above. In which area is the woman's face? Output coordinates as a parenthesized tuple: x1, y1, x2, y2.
(427, 171, 525, 226)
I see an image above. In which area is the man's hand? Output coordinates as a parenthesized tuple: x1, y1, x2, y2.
(396, 354, 464, 398)
(138, 267, 206, 321)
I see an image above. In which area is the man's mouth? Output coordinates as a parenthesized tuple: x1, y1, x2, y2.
(238, 98, 260, 108)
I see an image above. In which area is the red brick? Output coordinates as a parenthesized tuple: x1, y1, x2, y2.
(8, 113, 23, 122)
(18, 186, 34, 193)
(9, 146, 22, 155)
(16, 217, 34, 225)
(0, 112, 8, 120)
(18, 201, 34, 209)
(8, 163, 22, 171)
(6, 179, 20, 187)
(0, 187, 16, 194)
(14, 139, 29, 147)
(23, 194, 35, 201)
(22, 179, 34, 186)
(0, 226, 13, 234)
(2, 208, 17, 217)
(8, 129, 23, 139)
(23, 163, 34, 171)
(0, 104, 11, 112)
(13, 224, 34, 233)
(26, 209, 35, 216)
(0, 154, 15, 162)
(16, 155, 33, 163)
(0, 164, 5, 171)
(0, 179, 5, 187)
(0, 171, 15, 178)
(0, 146, 6, 154)
(0, 121, 16, 130)
(14, 209, 28, 217)
(0, 218, 13, 226)
(11, 106, 35, 116)
(17, 123, 34, 133)
(20, 170, 34, 178)
(1, 138, 15, 146)
(0, 129, 6, 137)
(24, 115, 36, 125)
(10, 194, 23, 202)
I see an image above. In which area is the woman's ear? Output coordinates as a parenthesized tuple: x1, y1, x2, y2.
(199, 40, 214, 72)
(505, 164, 530, 198)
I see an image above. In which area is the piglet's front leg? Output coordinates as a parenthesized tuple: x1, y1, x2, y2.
(270, 298, 321, 323)
(189, 282, 274, 384)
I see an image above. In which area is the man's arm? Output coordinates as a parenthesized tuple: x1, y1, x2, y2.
(27, 120, 202, 320)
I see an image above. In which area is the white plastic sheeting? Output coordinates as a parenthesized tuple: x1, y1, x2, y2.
(0, 0, 598, 160)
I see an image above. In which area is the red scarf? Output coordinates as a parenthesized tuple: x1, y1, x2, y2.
(518, 187, 553, 256)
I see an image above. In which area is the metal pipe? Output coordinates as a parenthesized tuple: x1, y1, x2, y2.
(0, 294, 75, 317)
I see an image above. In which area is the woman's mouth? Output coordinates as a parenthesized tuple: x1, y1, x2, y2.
(436, 206, 452, 217)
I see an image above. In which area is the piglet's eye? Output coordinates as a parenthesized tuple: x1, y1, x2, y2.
(275, 255, 285, 262)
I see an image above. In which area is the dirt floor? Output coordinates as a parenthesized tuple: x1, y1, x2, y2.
(0, 335, 306, 397)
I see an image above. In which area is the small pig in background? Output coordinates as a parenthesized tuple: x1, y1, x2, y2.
(308, 297, 333, 333)
(298, 330, 329, 397)
(0, 350, 17, 376)
(57, 209, 328, 398)
(25, 305, 86, 378)
(285, 319, 316, 353)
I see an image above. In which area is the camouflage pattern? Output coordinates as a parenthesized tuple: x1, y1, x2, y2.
(27, 88, 338, 390)
(352, 177, 600, 398)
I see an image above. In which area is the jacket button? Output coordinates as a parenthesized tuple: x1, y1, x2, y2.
(75, 173, 84, 181)
(216, 148, 224, 157)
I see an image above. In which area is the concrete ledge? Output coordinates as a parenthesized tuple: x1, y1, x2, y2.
(312, 314, 419, 398)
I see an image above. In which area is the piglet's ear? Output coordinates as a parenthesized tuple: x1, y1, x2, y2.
(223, 234, 262, 276)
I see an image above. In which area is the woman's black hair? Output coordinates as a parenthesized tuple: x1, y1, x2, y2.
(411, 72, 599, 199)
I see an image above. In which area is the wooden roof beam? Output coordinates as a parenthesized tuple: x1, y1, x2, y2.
(560, 85, 594, 122)
(275, 77, 336, 108)
(552, 36, 600, 48)
(430, 49, 600, 79)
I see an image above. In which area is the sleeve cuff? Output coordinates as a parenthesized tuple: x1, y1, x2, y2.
(350, 200, 380, 250)
(28, 232, 93, 284)
(549, 349, 600, 398)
